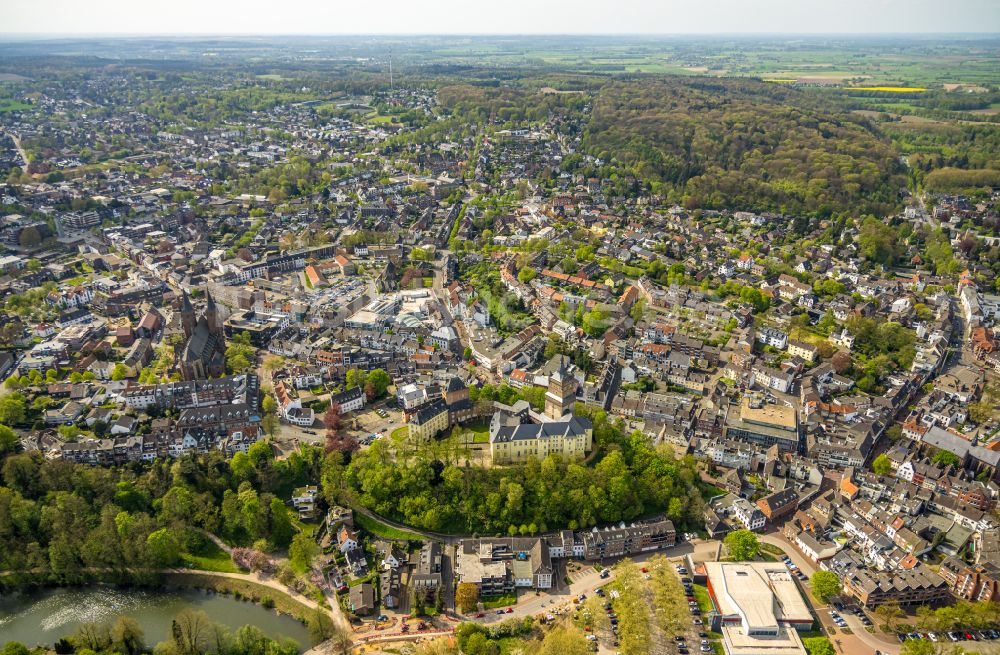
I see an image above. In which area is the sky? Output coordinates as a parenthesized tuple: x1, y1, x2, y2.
(5, 0, 1000, 35)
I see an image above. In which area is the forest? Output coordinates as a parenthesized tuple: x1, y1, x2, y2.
(341, 409, 708, 534)
(0, 441, 325, 580)
(883, 120, 1000, 192)
(438, 84, 589, 126)
(579, 78, 906, 217)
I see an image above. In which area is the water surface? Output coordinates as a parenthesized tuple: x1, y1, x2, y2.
(0, 586, 312, 648)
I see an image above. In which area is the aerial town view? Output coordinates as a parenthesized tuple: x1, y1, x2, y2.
(1, 2, 1000, 655)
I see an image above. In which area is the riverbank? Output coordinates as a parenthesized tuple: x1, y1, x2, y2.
(0, 585, 313, 648)
(161, 571, 319, 625)
(0, 568, 323, 633)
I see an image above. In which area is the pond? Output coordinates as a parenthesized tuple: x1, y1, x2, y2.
(0, 585, 312, 648)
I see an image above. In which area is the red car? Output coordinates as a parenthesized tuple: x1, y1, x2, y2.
(641, 567, 649, 573)
(506, 607, 514, 613)
(475, 613, 485, 618)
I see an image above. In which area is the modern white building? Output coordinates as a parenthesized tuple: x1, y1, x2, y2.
(704, 562, 811, 655)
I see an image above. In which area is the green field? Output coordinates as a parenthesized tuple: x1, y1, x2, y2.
(354, 510, 426, 542)
(692, 584, 715, 614)
(180, 539, 242, 573)
(0, 99, 30, 113)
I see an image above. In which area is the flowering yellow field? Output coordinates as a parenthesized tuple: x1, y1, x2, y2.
(844, 86, 927, 92)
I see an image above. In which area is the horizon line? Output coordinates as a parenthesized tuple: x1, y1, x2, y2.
(1, 31, 1000, 39)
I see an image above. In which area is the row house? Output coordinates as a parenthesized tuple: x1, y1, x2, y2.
(940, 558, 1000, 602)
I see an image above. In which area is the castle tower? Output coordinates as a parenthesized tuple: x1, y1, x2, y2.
(545, 355, 577, 420)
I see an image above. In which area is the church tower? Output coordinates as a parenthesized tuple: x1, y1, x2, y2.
(545, 355, 577, 420)
(204, 290, 223, 337)
(179, 290, 196, 339)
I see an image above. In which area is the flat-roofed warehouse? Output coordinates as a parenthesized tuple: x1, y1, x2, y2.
(704, 561, 811, 655)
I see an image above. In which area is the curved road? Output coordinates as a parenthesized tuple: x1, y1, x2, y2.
(351, 502, 463, 545)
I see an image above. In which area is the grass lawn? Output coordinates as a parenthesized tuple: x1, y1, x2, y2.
(292, 516, 318, 538)
(181, 539, 242, 573)
(700, 484, 726, 501)
(348, 570, 378, 587)
(354, 511, 426, 542)
(692, 584, 714, 614)
(481, 593, 517, 610)
(761, 543, 786, 557)
(452, 420, 491, 444)
(390, 425, 409, 440)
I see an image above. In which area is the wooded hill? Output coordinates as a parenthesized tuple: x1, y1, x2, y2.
(581, 78, 906, 217)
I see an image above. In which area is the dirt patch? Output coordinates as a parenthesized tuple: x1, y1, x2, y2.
(944, 83, 989, 93)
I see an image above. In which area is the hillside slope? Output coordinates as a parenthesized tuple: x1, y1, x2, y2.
(582, 78, 905, 216)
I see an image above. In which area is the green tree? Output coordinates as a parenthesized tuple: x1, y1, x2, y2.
(456, 582, 480, 613)
(345, 368, 367, 390)
(0, 423, 17, 454)
(537, 626, 592, 655)
(874, 601, 904, 631)
(289, 532, 318, 572)
(366, 369, 391, 398)
(899, 636, 935, 655)
(0, 395, 26, 425)
(858, 217, 899, 266)
(73, 622, 112, 651)
(932, 450, 961, 468)
(810, 570, 841, 603)
(1, 644, 30, 655)
(111, 363, 129, 381)
(307, 608, 336, 643)
(268, 497, 295, 548)
(170, 609, 212, 655)
(968, 402, 993, 426)
(802, 636, 836, 655)
(111, 616, 145, 655)
(723, 529, 760, 561)
(146, 527, 181, 566)
(517, 267, 536, 284)
(262, 394, 277, 415)
(872, 453, 892, 476)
